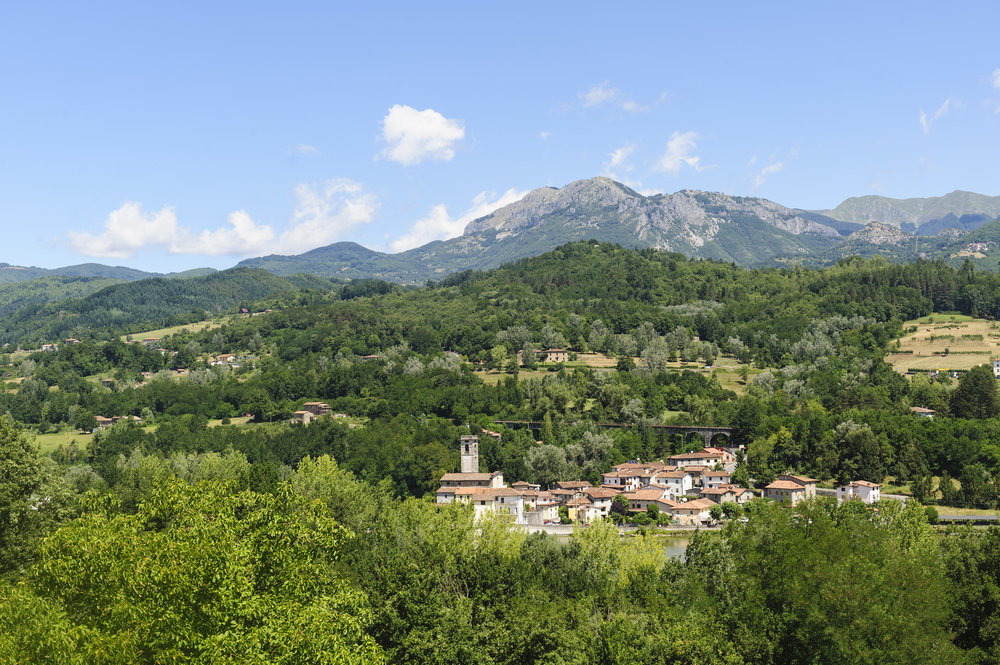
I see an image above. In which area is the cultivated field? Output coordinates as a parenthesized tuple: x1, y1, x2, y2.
(885, 314, 1000, 373)
(120, 316, 233, 343)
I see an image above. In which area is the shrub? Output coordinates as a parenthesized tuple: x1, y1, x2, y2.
(924, 505, 939, 524)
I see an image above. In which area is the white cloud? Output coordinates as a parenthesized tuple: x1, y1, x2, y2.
(281, 178, 380, 253)
(619, 99, 649, 113)
(602, 142, 643, 189)
(389, 188, 528, 253)
(870, 181, 885, 193)
(654, 131, 706, 176)
(540, 131, 551, 140)
(579, 82, 618, 107)
(747, 153, 758, 167)
(753, 162, 784, 188)
(607, 143, 635, 172)
(920, 96, 958, 134)
(66, 178, 379, 259)
(288, 144, 318, 155)
(378, 105, 464, 166)
(638, 188, 663, 197)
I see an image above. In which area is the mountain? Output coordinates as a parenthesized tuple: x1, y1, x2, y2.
(0, 262, 216, 283)
(809, 191, 1000, 235)
(239, 177, 847, 282)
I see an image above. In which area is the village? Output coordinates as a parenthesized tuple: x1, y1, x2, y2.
(435, 433, 883, 527)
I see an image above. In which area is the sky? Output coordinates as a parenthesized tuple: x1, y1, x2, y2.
(1, 1, 999, 273)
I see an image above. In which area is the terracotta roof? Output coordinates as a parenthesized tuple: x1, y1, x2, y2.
(553, 481, 591, 489)
(670, 452, 721, 460)
(440, 472, 498, 482)
(910, 406, 935, 414)
(625, 489, 666, 501)
(452, 487, 488, 496)
(483, 488, 527, 498)
(781, 474, 817, 485)
(584, 487, 620, 499)
(765, 480, 806, 491)
(705, 471, 730, 478)
(565, 497, 592, 507)
(671, 498, 715, 511)
(700, 487, 735, 496)
(849, 480, 881, 488)
(662, 471, 690, 479)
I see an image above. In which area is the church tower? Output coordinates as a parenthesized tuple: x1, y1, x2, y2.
(460, 435, 479, 473)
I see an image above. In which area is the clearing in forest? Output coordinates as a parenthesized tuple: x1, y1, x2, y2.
(885, 314, 1000, 373)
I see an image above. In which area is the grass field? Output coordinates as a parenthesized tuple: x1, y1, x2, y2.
(120, 316, 234, 342)
(33, 430, 96, 456)
(885, 313, 1000, 373)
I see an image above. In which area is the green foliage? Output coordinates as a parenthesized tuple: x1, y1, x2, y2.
(8, 479, 384, 663)
(951, 364, 1000, 420)
(0, 417, 44, 575)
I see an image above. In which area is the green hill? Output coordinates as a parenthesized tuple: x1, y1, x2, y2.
(0, 262, 217, 283)
(0, 268, 338, 346)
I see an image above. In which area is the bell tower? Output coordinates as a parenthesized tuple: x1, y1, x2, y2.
(460, 435, 479, 473)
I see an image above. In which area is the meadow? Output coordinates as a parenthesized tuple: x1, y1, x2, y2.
(885, 313, 1000, 372)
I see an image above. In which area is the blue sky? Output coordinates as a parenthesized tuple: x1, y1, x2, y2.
(1, 1, 999, 273)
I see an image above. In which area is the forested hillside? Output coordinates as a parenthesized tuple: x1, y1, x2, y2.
(0, 268, 340, 346)
(1, 241, 1000, 662)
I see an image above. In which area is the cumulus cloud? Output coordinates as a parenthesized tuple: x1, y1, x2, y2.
(66, 178, 379, 259)
(288, 144, 318, 155)
(654, 131, 706, 176)
(281, 178, 380, 253)
(540, 131, 551, 140)
(579, 82, 619, 107)
(378, 105, 464, 166)
(389, 188, 528, 253)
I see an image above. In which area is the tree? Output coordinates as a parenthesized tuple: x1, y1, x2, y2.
(526, 444, 566, 489)
(646, 503, 659, 522)
(720, 501, 741, 520)
(950, 364, 1000, 420)
(75, 411, 98, 433)
(0, 417, 44, 574)
(616, 356, 636, 373)
(708, 503, 724, 522)
(11, 479, 385, 663)
(611, 493, 629, 517)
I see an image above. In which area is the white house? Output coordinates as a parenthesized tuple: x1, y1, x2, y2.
(659, 471, 694, 499)
(699, 486, 737, 504)
(703, 470, 731, 489)
(836, 480, 881, 504)
(623, 488, 668, 512)
(583, 487, 619, 519)
(665, 498, 716, 525)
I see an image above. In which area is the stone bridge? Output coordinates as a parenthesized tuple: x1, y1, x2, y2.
(493, 421, 732, 447)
